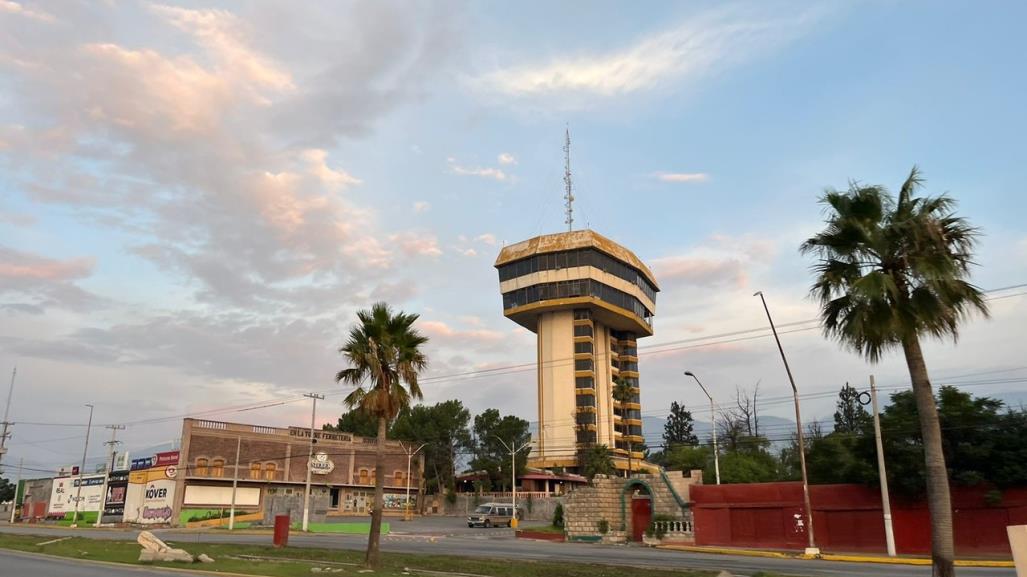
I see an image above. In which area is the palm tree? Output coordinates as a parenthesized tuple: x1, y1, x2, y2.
(801, 167, 988, 577)
(612, 377, 634, 477)
(336, 302, 428, 569)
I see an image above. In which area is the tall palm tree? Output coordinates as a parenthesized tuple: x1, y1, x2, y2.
(801, 167, 988, 577)
(612, 377, 634, 477)
(336, 302, 428, 569)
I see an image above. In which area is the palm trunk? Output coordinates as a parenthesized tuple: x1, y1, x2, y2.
(901, 335, 955, 577)
(365, 415, 387, 569)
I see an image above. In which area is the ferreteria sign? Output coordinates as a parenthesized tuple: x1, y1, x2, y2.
(309, 452, 335, 475)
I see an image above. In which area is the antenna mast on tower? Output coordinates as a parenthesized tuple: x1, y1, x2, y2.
(563, 127, 574, 232)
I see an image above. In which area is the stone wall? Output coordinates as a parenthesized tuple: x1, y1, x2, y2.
(563, 473, 694, 543)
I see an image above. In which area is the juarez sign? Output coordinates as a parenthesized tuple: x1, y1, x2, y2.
(309, 452, 335, 475)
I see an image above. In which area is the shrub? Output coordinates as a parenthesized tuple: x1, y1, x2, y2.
(445, 489, 457, 505)
(552, 504, 564, 528)
(597, 518, 609, 534)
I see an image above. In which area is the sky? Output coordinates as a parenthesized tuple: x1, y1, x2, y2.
(1, 0, 1025, 476)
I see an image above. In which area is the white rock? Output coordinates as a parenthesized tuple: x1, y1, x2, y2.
(198, 554, 215, 563)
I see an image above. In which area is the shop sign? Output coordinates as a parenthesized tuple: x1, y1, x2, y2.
(309, 452, 335, 475)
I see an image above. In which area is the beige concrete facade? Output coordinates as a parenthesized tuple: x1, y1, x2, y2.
(495, 230, 657, 473)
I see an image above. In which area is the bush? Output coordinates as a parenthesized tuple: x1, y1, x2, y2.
(597, 518, 609, 534)
(445, 489, 457, 505)
(552, 504, 564, 528)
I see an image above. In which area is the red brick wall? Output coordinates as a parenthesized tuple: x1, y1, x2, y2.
(692, 482, 1027, 555)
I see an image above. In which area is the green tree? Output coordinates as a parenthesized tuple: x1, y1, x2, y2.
(579, 444, 615, 481)
(802, 167, 988, 577)
(612, 377, 634, 476)
(470, 409, 530, 491)
(391, 400, 473, 495)
(662, 445, 711, 476)
(326, 408, 380, 438)
(834, 383, 872, 434)
(0, 476, 14, 502)
(663, 401, 698, 448)
(336, 302, 428, 569)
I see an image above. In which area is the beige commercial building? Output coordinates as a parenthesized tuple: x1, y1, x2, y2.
(495, 230, 658, 473)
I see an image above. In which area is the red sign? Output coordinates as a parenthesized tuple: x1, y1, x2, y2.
(154, 451, 179, 467)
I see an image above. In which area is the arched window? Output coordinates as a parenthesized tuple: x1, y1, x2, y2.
(195, 458, 209, 476)
(394, 470, 405, 485)
(264, 462, 277, 481)
(249, 463, 261, 480)
(211, 458, 225, 478)
(358, 469, 369, 485)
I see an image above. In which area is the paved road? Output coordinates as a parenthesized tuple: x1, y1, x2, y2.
(0, 548, 201, 576)
(0, 525, 1016, 577)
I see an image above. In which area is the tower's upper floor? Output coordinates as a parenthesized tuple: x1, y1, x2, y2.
(494, 230, 659, 336)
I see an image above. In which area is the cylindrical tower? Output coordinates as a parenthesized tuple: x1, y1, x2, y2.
(494, 230, 658, 473)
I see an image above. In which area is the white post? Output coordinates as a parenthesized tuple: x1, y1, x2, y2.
(9, 458, 22, 524)
(405, 450, 412, 521)
(0, 367, 16, 474)
(71, 403, 94, 526)
(510, 438, 517, 516)
(229, 436, 241, 530)
(301, 393, 323, 532)
(710, 397, 720, 485)
(870, 375, 896, 556)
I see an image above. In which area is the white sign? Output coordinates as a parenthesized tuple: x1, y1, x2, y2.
(49, 475, 105, 515)
(309, 452, 335, 475)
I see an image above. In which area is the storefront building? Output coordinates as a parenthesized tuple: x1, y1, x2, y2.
(173, 418, 423, 526)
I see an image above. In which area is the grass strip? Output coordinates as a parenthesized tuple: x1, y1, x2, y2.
(0, 533, 715, 577)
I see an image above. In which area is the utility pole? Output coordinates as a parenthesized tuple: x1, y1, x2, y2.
(9, 457, 23, 524)
(0, 367, 16, 474)
(870, 375, 897, 556)
(685, 371, 720, 485)
(496, 436, 531, 529)
(229, 436, 242, 530)
(301, 393, 324, 532)
(754, 291, 818, 556)
(95, 424, 124, 527)
(71, 403, 95, 527)
(401, 443, 427, 521)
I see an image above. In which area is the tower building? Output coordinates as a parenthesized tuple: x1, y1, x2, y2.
(494, 230, 659, 472)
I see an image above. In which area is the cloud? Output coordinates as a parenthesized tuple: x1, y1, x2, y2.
(654, 172, 709, 183)
(460, 248, 478, 257)
(497, 152, 517, 165)
(413, 201, 431, 213)
(0, 0, 54, 22)
(651, 234, 778, 289)
(389, 232, 443, 258)
(0, 246, 104, 312)
(1, 2, 458, 313)
(419, 320, 505, 344)
(447, 158, 508, 181)
(474, 5, 821, 100)
(474, 233, 497, 246)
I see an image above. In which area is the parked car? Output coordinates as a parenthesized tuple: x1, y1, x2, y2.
(467, 502, 522, 528)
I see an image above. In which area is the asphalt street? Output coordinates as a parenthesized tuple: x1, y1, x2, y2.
(0, 548, 201, 576)
(0, 524, 1017, 577)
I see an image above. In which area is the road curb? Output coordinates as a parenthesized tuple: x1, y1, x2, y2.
(658, 545, 1015, 567)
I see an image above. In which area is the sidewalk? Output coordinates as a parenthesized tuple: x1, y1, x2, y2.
(657, 544, 1015, 568)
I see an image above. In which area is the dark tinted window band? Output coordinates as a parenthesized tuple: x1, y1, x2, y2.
(501, 279, 653, 321)
(497, 248, 657, 302)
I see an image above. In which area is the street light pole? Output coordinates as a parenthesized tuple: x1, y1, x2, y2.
(684, 371, 720, 485)
(71, 403, 94, 527)
(754, 291, 818, 556)
(301, 393, 324, 532)
(496, 436, 531, 529)
(401, 443, 427, 521)
(869, 375, 897, 556)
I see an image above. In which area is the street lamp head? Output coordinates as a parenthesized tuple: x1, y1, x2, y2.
(753, 291, 763, 297)
(684, 371, 695, 377)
